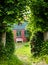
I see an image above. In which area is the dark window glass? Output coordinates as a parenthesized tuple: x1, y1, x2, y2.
(24, 30, 29, 37)
(17, 30, 21, 37)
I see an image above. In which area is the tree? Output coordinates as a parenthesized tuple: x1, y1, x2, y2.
(26, 0, 48, 56)
(0, 0, 27, 46)
(27, 0, 48, 40)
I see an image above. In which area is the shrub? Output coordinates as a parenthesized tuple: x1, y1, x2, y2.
(0, 30, 15, 60)
(5, 31, 15, 58)
(0, 55, 23, 65)
(30, 31, 44, 57)
(40, 41, 48, 56)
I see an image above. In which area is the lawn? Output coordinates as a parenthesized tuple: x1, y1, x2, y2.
(0, 42, 32, 65)
(15, 42, 48, 65)
(15, 42, 31, 57)
(15, 42, 32, 65)
(1, 42, 48, 65)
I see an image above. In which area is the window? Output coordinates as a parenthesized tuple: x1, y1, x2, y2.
(24, 30, 29, 37)
(17, 30, 21, 37)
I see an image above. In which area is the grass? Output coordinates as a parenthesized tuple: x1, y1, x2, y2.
(0, 42, 32, 65)
(1, 42, 48, 65)
(0, 55, 23, 65)
(42, 55, 48, 64)
(15, 42, 32, 65)
(15, 42, 42, 64)
(15, 42, 48, 65)
(16, 42, 31, 57)
(0, 42, 31, 65)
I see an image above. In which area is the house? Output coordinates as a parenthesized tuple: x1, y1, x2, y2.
(13, 22, 29, 42)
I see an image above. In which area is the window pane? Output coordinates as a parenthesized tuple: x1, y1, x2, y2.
(17, 30, 21, 37)
(24, 30, 29, 37)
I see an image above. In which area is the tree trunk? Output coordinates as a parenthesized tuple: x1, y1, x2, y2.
(44, 31, 48, 41)
(1, 32, 6, 47)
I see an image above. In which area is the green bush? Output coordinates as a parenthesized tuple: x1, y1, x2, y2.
(0, 55, 23, 65)
(0, 31, 15, 60)
(40, 41, 48, 56)
(30, 31, 44, 57)
(5, 31, 15, 58)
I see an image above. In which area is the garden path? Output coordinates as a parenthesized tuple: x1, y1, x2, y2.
(16, 43, 48, 65)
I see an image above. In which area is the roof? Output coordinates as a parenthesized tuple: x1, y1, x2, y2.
(13, 22, 28, 30)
